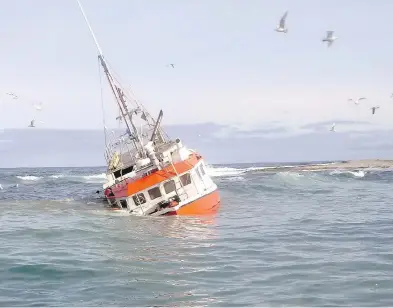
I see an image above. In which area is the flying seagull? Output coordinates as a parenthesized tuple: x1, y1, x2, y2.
(33, 102, 43, 111)
(6, 92, 18, 99)
(275, 11, 288, 33)
(28, 120, 35, 127)
(348, 97, 366, 105)
(166, 64, 175, 68)
(371, 106, 380, 115)
(329, 123, 336, 132)
(322, 31, 338, 47)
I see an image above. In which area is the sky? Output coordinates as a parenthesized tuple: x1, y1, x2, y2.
(0, 0, 393, 165)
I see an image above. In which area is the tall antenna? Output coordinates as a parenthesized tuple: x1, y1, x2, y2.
(75, 0, 146, 154)
(75, 0, 103, 56)
(75, 0, 167, 155)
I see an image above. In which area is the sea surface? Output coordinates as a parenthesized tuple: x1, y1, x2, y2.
(1, 162, 393, 306)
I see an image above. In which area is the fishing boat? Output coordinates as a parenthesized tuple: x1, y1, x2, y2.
(76, 1, 220, 216)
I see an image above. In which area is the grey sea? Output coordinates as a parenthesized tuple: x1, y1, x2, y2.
(1, 162, 393, 306)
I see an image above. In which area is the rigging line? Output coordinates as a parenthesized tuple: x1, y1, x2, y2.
(97, 57, 108, 147)
(100, 59, 144, 112)
(101, 58, 157, 120)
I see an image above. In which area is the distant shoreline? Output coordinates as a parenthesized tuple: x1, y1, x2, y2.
(256, 159, 393, 173)
(1, 159, 392, 170)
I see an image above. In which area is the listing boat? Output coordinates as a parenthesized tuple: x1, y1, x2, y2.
(77, 0, 220, 216)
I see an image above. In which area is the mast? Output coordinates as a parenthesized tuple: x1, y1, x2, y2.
(75, 0, 146, 154)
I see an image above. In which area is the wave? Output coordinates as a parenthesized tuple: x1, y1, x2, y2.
(205, 161, 338, 178)
(81, 173, 106, 181)
(206, 166, 246, 177)
(13, 173, 107, 184)
(205, 163, 371, 179)
(329, 170, 366, 178)
(6, 165, 379, 189)
(205, 165, 285, 178)
(49, 174, 65, 179)
(16, 175, 42, 181)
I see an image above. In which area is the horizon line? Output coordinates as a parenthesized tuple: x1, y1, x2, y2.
(0, 159, 355, 170)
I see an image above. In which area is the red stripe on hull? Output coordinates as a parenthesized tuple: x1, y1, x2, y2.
(105, 153, 202, 199)
(163, 189, 220, 216)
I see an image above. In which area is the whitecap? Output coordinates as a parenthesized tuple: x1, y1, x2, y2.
(206, 166, 246, 177)
(350, 170, 366, 178)
(329, 170, 366, 178)
(78, 173, 107, 183)
(16, 175, 42, 181)
(49, 174, 65, 179)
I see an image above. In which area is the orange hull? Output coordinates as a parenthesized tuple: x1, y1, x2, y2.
(165, 189, 221, 216)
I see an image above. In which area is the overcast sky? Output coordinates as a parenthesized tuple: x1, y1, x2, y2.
(0, 0, 392, 134)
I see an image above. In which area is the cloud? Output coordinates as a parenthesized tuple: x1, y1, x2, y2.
(210, 123, 291, 139)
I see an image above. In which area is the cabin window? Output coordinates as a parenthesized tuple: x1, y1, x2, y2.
(132, 193, 146, 205)
(180, 173, 192, 186)
(164, 180, 176, 194)
(200, 164, 206, 176)
(114, 165, 134, 179)
(195, 167, 203, 181)
(148, 186, 162, 200)
(119, 199, 128, 209)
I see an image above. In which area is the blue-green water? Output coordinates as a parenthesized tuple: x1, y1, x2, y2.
(1, 164, 393, 306)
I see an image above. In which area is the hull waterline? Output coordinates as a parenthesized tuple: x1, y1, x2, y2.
(164, 189, 221, 216)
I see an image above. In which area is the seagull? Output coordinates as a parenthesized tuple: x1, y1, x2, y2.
(275, 11, 288, 33)
(348, 97, 366, 105)
(371, 106, 380, 115)
(28, 120, 35, 127)
(166, 64, 175, 68)
(329, 123, 336, 132)
(322, 31, 338, 47)
(6, 92, 18, 99)
(33, 102, 43, 111)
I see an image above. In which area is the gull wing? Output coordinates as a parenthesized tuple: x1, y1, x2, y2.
(279, 11, 288, 28)
(326, 31, 334, 39)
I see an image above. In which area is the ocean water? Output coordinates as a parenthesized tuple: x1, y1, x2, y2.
(1, 163, 393, 306)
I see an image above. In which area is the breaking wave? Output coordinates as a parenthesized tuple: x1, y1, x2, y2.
(81, 173, 106, 181)
(10, 165, 370, 187)
(329, 170, 367, 178)
(1, 163, 392, 203)
(13, 173, 107, 184)
(206, 167, 246, 177)
(16, 175, 42, 181)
